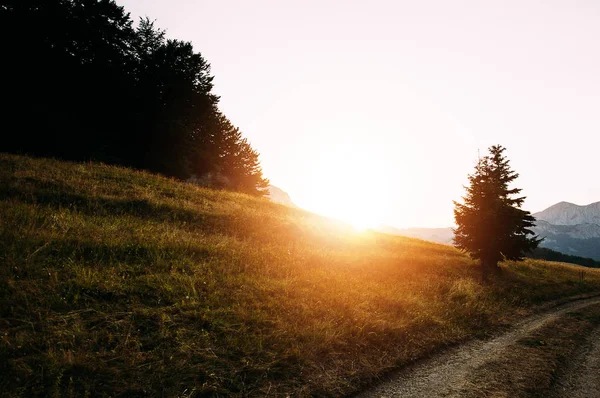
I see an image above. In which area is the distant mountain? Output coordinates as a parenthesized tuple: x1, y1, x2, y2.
(533, 201, 600, 225)
(267, 185, 297, 208)
(376, 225, 453, 245)
(533, 220, 600, 240)
(375, 200, 600, 261)
(532, 202, 600, 260)
(532, 225, 600, 260)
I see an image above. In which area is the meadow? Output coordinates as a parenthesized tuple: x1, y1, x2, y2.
(2, 153, 600, 397)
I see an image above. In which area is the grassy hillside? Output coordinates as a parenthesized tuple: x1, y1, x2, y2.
(2, 153, 600, 397)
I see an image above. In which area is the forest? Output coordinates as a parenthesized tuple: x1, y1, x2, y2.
(1, 0, 269, 195)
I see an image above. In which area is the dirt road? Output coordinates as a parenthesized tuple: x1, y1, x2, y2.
(551, 324, 600, 398)
(357, 296, 600, 398)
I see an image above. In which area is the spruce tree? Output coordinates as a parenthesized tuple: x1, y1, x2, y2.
(453, 145, 541, 278)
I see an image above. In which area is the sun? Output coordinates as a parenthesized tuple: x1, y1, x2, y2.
(333, 192, 387, 231)
(347, 215, 377, 231)
(293, 142, 392, 230)
(314, 189, 387, 231)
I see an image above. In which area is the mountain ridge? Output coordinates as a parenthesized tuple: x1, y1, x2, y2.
(376, 200, 600, 261)
(534, 201, 600, 226)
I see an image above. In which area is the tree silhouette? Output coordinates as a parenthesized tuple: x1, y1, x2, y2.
(453, 145, 541, 278)
(219, 116, 269, 196)
(1, 0, 137, 160)
(0, 0, 269, 195)
(131, 19, 218, 178)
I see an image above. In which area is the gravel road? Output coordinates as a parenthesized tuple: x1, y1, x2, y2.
(356, 296, 600, 398)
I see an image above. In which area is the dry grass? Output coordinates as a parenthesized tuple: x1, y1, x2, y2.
(1, 153, 600, 397)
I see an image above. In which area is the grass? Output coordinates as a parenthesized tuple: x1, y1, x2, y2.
(2, 152, 600, 397)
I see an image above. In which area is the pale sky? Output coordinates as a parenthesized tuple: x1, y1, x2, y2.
(118, 0, 600, 228)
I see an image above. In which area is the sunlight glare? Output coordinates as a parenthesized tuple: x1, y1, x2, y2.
(296, 141, 393, 230)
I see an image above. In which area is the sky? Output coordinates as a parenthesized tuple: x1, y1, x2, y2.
(117, 0, 600, 228)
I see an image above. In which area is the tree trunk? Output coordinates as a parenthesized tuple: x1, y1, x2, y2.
(481, 259, 501, 282)
(492, 262, 502, 276)
(481, 260, 489, 282)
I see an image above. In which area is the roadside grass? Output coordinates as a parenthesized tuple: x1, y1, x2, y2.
(2, 153, 600, 396)
(458, 303, 600, 398)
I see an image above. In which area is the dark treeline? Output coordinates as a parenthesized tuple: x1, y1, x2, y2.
(527, 247, 600, 268)
(1, 0, 268, 195)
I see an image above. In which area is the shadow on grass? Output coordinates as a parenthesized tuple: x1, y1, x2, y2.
(1, 182, 195, 219)
(1, 183, 272, 239)
(1, 182, 311, 247)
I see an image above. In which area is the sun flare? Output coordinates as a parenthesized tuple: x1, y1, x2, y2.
(324, 197, 385, 231)
(347, 216, 377, 231)
(293, 142, 393, 230)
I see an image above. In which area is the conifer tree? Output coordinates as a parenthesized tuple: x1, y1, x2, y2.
(217, 115, 269, 196)
(1, 1, 270, 195)
(453, 145, 541, 278)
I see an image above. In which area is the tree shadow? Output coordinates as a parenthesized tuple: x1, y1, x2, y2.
(0, 182, 307, 246)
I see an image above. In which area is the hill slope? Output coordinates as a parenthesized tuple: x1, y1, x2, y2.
(2, 153, 600, 397)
